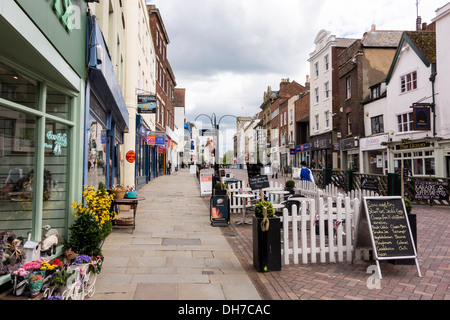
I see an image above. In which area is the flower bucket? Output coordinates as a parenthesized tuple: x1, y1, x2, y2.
(12, 277, 28, 296)
(29, 275, 45, 298)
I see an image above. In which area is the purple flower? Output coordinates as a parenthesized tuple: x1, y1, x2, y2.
(74, 255, 92, 264)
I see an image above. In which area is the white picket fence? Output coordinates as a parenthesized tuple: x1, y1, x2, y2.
(282, 196, 362, 265)
(228, 180, 284, 213)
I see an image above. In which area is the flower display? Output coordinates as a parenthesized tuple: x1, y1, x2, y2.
(67, 183, 115, 256)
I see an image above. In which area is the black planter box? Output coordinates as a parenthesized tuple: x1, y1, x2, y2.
(253, 216, 281, 272)
(213, 189, 228, 196)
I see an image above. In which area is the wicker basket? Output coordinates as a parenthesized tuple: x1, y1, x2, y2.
(112, 186, 127, 199)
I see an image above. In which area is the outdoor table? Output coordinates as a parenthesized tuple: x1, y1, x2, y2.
(266, 190, 290, 203)
(111, 197, 145, 231)
(233, 193, 256, 225)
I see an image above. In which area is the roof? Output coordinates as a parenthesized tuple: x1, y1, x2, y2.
(385, 31, 436, 85)
(361, 30, 403, 47)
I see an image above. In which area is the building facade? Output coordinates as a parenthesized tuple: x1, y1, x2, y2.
(338, 26, 402, 172)
(308, 30, 355, 169)
(0, 0, 88, 284)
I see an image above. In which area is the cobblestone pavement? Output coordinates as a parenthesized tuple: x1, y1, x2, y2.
(216, 169, 450, 300)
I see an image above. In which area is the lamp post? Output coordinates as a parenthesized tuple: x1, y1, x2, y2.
(194, 113, 237, 167)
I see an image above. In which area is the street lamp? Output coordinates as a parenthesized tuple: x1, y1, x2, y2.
(194, 113, 237, 166)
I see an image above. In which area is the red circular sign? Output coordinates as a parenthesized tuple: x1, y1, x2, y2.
(126, 151, 136, 163)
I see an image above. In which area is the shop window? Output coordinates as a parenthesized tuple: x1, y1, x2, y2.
(0, 107, 36, 239)
(46, 86, 71, 120)
(42, 121, 70, 235)
(87, 113, 107, 188)
(0, 63, 38, 110)
(413, 158, 423, 175)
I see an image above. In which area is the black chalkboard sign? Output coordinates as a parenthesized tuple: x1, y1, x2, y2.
(247, 163, 263, 179)
(354, 196, 421, 278)
(249, 175, 270, 190)
(361, 177, 379, 192)
(414, 180, 449, 201)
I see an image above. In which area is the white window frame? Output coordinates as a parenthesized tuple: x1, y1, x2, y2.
(324, 54, 329, 71)
(315, 114, 319, 131)
(314, 62, 319, 77)
(397, 112, 414, 133)
(400, 71, 417, 93)
(315, 87, 319, 104)
(325, 111, 330, 128)
(324, 81, 330, 99)
(346, 77, 351, 99)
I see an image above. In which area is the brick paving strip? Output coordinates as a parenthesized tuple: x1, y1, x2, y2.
(212, 170, 450, 300)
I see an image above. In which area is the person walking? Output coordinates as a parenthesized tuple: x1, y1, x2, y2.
(271, 159, 279, 179)
(299, 161, 315, 184)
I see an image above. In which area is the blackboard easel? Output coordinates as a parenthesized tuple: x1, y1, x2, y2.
(353, 196, 422, 279)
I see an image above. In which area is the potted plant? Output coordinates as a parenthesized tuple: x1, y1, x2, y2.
(66, 185, 115, 257)
(213, 182, 228, 196)
(252, 200, 281, 272)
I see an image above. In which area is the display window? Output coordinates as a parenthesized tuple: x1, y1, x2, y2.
(0, 62, 75, 246)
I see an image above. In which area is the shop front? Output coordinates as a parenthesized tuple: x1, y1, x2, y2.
(391, 140, 438, 177)
(360, 134, 389, 175)
(310, 132, 333, 169)
(85, 14, 129, 190)
(295, 143, 310, 167)
(340, 136, 360, 171)
(0, 0, 87, 284)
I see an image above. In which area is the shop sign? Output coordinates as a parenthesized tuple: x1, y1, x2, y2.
(45, 131, 67, 155)
(51, 0, 81, 34)
(147, 132, 155, 145)
(360, 135, 388, 151)
(413, 107, 431, 131)
(137, 95, 157, 114)
(295, 143, 310, 153)
(158, 146, 166, 154)
(155, 132, 166, 146)
(398, 141, 430, 150)
(341, 136, 359, 151)
(126, 150, 135, 163)
(310, 134, 332, 151)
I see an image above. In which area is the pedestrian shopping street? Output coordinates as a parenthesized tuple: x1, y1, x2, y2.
(94, 169, 450, 300)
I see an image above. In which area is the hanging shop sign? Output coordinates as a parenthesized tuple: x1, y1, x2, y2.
(147, 131, 155, 145)
(126, 150, 136, 163)
(137, 95, 157, 114)
(413, 107, 431, 131)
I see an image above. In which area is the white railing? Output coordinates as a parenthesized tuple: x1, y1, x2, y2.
(282, 196, 362, 265)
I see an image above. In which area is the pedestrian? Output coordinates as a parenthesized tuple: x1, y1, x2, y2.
(299, 161, 315, 184)
(167, 160, 172, 175)
(271, 159, 279, 179)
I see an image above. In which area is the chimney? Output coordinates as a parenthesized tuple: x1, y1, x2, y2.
(305, 75, 310, 90)
(416, 16, 422, 30)
(280, 78, 290, 89)
(371, 24, 376, 31)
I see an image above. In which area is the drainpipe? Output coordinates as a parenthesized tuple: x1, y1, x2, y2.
(429, 62, 437, 137)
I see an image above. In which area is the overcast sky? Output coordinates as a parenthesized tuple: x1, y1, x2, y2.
(148, 0, 443, 148)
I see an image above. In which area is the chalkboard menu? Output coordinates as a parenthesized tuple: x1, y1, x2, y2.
(364, 197, 416, 259)
(414, 180, 449, 201)
(354, 197, 421, 278)
(249, 175, 270, 190)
